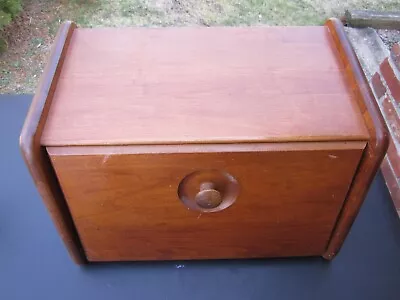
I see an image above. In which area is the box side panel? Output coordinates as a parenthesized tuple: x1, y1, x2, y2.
(19, 21, 86, 264)
(324, 18, 390, 259)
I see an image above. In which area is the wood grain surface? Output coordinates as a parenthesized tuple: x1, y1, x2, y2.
(323, 18, 389, 259)
(47, 141, 367, 156)
(48, 142, 365, 261)
(19, 21, 86, 264)
(41, 26, 368, 147)
(23, 19, 386, 263)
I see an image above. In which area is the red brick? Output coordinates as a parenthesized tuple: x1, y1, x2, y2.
(370, 72, 386, 99)
(381, 157, 400, 209)
(391, 43, 400, 72)
(380, 57, 400, 104)
(387, 139, 400, 178)
(382, 96, 400, 140)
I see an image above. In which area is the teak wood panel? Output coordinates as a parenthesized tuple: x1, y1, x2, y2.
(21, 18, 388, 264)
(41, 26, 368, 147)
(323, 19, 389, 259)
(19, 21, 86, 264)
(48, 142, 365, 261)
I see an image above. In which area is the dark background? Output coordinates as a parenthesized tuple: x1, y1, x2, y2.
(1, 95, 400, 299)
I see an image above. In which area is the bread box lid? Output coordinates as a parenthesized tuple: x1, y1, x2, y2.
(41, 26, 369, 146)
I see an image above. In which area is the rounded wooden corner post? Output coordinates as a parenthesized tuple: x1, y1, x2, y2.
(19, 21, 87, 264)
(323, 18, 389, 260)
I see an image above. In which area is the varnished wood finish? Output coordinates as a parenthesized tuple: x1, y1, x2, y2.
(41, 26, 368, 147)
(323, 18, 389, 259)
(48, 142, 365, 261)
(46, 141, 368, 155)
(23, 20, 387, 263)
(19, 21, 86, 264)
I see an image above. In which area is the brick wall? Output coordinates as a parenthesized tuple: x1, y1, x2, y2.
(370, 43, 400, 213)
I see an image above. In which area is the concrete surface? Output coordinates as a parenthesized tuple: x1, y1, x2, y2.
(345, 26, 389, 79)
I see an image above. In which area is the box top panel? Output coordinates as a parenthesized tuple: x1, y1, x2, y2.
(41, 26, 369, 146)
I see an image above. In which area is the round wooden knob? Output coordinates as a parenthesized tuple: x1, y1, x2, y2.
(195, 182, 222, 209)
(178, 170, 239, 212)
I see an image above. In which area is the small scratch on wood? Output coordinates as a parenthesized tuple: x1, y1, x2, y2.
(328, 154, 338, 159)
(102, 155, 111, 165)
(197, 213, 202, 219)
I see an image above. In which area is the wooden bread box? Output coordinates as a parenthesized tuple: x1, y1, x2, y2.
(20, 18, 389, 264)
